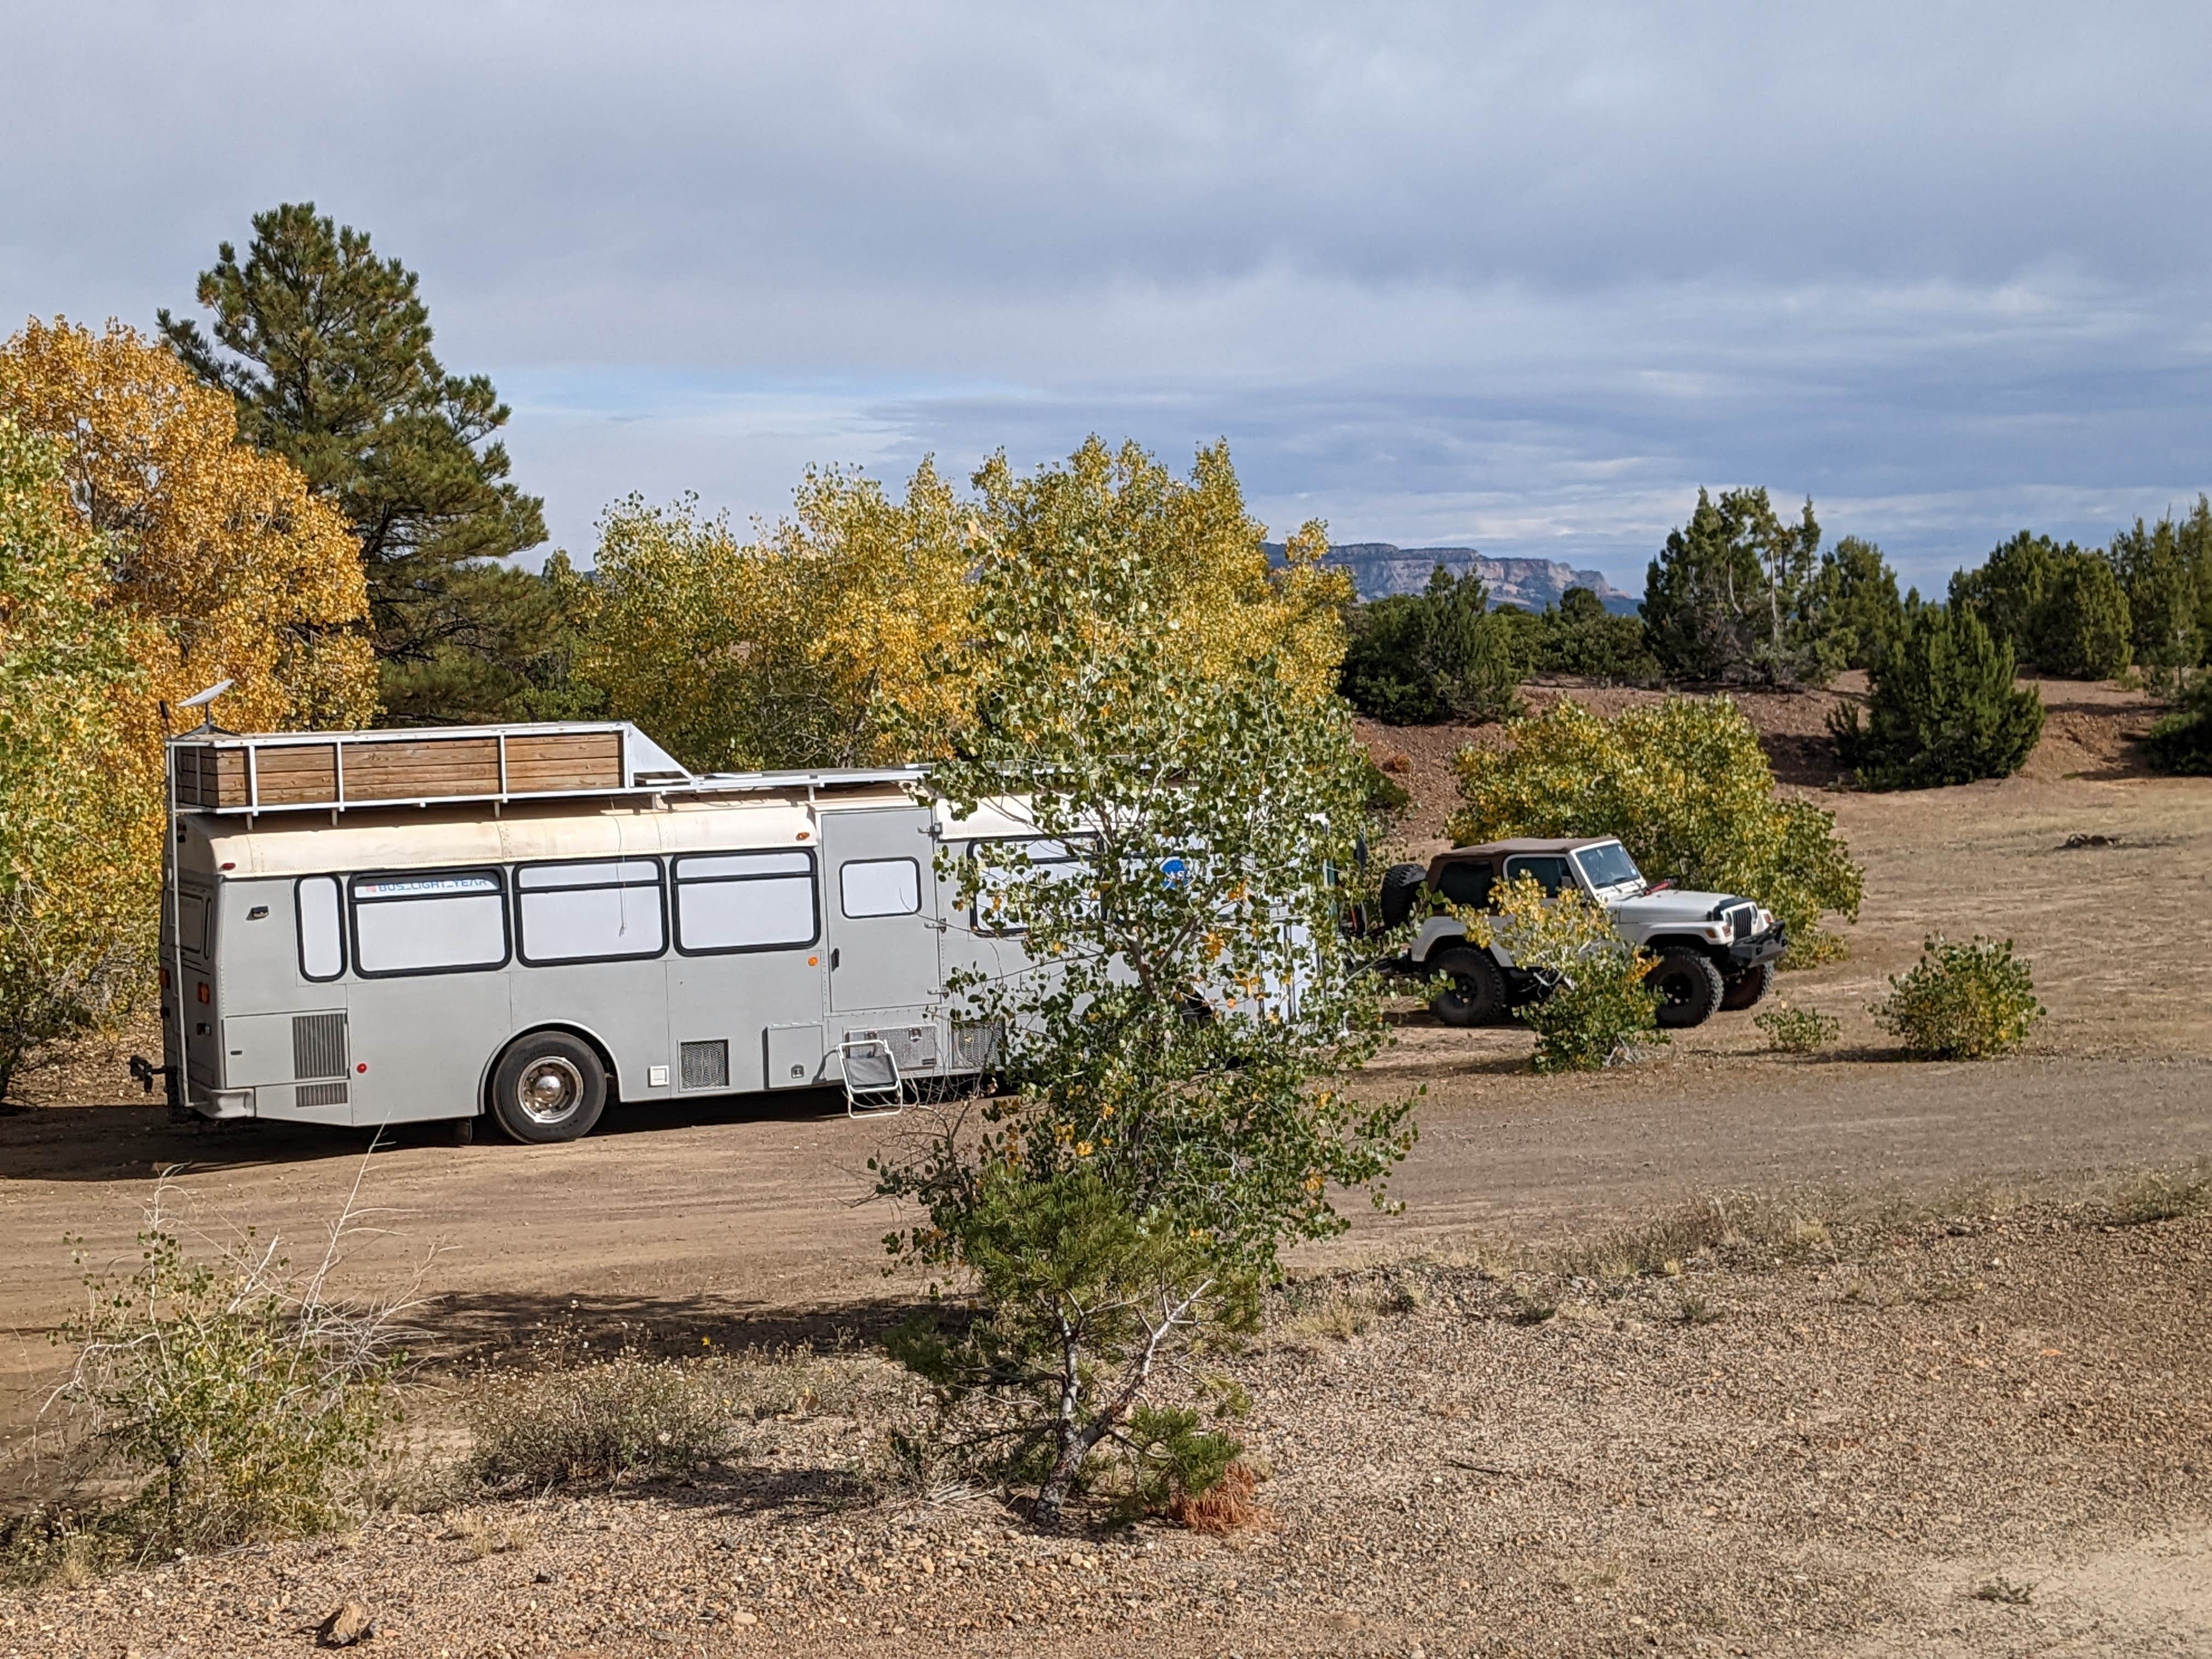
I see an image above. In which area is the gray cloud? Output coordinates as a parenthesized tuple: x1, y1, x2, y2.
(5, 2, 2209, 594)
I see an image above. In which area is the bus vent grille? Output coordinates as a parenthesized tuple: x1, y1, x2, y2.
(680, 1040, 729, 1091)
(295, 1082, 348, 1110)
(292, 1013, 348, 1080)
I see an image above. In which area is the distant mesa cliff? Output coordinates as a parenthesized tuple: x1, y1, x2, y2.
(1263, 541, 1639, 614)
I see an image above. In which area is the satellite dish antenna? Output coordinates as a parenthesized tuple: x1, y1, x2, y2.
(179, 680, 234, 733)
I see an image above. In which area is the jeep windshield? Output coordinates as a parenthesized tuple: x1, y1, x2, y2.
(1573, 840, 1645, 894)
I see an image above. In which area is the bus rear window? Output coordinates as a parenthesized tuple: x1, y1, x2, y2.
(351, 869, 508, 975)
(297, 876, 345, 980)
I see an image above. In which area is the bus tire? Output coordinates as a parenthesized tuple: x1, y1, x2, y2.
(488, 1031, 607, 1144)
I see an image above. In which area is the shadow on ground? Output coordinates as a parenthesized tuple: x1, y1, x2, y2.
(0, 1088, 857, 1184)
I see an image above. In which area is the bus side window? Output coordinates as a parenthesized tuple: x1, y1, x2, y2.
(298, 876, 345, 980)
(672, 851, 819, 953)
(517, 859, 666, 964)
(350, 869, 509, 976)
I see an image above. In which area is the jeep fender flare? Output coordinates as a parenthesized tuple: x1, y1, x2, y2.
(1408, 916, 1476, 965)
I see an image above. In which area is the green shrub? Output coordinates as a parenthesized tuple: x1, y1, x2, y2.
(1462, 873, 1663, 1072)
(1340, 566, 1522, 724)
(1451, 695, 1865, 962)
(1830, 603, 2044, 788)
(1874, 936, 2043, 1059)
(466, 1353, 739, 1487)
(40, 1211, 399, 1562)
(2145, 672, 2212, 775)
(1754, 1003, 1841, 1053)
(1534, 586, 1662, 684)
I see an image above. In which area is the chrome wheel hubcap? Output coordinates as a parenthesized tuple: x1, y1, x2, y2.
(517, 1057, 584, 1123)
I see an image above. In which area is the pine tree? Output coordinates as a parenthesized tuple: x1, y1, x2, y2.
(1812, 537, 1905, 670)
(2108, 512, 2205, 686)
(1830, 603, 2044, 788)
(2029, 553, 2132, 680)
(1642, 487, 1825, 685)
(1950, 531, 2063, 654)
(159, 203, 548, 720)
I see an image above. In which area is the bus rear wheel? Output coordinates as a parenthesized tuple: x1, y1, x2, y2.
(489, 1032, 607, 1144)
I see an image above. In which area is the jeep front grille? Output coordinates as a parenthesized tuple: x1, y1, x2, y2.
(1730, 905, 1754, 941)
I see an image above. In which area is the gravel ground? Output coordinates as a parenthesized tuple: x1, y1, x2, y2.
(7, 1191, 2208, 1658)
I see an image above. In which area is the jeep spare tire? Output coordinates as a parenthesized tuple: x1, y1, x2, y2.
(1430, 947, 1508, 1027)
(1646, 947, 1724, 1029)
(1720, 960, 1776, 1011)
(1378, 862, 1429, 929)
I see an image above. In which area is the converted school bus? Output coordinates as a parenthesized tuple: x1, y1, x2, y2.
(157, 720, 1051, 1143)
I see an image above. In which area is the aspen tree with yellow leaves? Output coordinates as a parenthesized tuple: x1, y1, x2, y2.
(0, 319, 375, 1092)
(0, 319, 376, 740)
(574, 436, 1350, 772)
(569, 459, 975, 771)
(0, 416, 151, 1099)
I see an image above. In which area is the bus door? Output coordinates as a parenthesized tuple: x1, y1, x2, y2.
(823, 809, 940, 1016)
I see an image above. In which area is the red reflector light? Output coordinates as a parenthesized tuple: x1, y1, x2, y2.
(356, 1062, 368, 1074)
(195, 983, 210, 1004)
(220, 861, 236, 871)
(159, 967, 170, 988)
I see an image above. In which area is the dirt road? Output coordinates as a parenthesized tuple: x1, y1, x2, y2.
(3, 767, 2208, 1432)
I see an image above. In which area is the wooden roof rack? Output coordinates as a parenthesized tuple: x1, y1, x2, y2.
(167, 721, 926, 816)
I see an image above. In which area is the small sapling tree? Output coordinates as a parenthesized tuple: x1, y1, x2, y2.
(874, 457, 1414, 1525)
(1457, 873, 1662, 1071)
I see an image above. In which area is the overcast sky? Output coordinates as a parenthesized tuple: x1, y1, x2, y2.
(6, 2, 2210, 595)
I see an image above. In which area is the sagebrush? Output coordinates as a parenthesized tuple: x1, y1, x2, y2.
(20, 1184, 408, 1570)
(1754, 1003, 1841, 1054)
(1874, 936, 2042, 1059)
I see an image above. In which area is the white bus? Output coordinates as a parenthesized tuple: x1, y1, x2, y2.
(151, 719, 1049, 1142)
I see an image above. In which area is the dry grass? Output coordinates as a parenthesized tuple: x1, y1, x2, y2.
(2109, 1163, 2212, 1226)
(1549, 1190, 1838, 1282)
(444, 1507, 538, 1560)
(1166, 1459, 1270, 1534)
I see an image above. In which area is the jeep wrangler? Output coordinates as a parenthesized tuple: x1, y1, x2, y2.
(1373, 837, 1786, 1029)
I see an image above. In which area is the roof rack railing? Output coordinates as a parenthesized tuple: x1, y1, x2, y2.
(167, 720, 929, 816)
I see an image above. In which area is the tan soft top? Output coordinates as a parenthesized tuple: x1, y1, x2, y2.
(1438, 836, 1616, 861)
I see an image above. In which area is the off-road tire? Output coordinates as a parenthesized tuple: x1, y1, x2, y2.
(1647, 948, 1725, 1029)
(1378, 862, 1430, 929)
(488, 1031, 608, 1144)
(1720, 960, 1776, 1012)
(1430, 946, 1509, 1028)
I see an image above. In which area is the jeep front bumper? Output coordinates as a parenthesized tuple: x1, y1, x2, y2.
(1726, 924, 1787, 970)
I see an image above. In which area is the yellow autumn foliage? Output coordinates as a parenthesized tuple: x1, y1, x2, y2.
(0, 319, 374, 1085)
(971, 437, 1348, 703)
(568, 459, 974, 771)
(575, 437, 1350, 772)
(0, 318, 376, 743)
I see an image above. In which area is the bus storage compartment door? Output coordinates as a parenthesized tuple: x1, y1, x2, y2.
(219, 1010, 353, 1125)
(843, 1024, 940, 1075)
(765, 1023, 827, 1089)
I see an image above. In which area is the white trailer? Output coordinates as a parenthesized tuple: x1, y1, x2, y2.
(153, 719, 1047, 1142)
